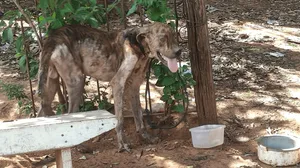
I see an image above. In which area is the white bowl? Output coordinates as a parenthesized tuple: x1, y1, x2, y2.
(257, 134, 300, 166)
(189, 124, 225, 148)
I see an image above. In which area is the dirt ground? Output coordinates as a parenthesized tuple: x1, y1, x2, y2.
(1, 0, 300, 167)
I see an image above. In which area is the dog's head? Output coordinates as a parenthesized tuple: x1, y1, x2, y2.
(124, 22, 181, 73)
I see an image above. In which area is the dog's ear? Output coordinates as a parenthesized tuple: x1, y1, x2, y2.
(137, 32, 150, 49)
(136, 33, 146, 44)
(136, 33, 150, 55)
(123, 29, 150, 55)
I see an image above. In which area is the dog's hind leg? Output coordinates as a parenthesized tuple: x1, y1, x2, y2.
(65, 76, 84, 113)
(50, 44, 85, 114)
(37, 67, 59, 117)
(54, 63, 84, 114)
(57, 81, 67, 113)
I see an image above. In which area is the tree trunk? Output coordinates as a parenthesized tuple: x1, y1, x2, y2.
(185, 0, 218, 125)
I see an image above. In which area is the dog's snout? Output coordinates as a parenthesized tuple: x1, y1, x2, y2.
(175, 49, 182, 57)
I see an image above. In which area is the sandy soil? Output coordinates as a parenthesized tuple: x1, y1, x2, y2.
(1, 0, 300, 167)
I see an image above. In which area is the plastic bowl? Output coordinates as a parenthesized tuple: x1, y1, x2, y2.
(257, 134, 300, 166)
(189, 124, 225, 148)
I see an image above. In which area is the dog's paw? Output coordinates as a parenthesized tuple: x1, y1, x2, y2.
(118, 143, 131, 153)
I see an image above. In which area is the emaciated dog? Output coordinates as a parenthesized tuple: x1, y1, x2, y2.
(37, 22, 181, 152)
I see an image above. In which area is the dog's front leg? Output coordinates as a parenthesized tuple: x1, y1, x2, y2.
(110, 41, 138, 152)
(131, 86, 160, 144)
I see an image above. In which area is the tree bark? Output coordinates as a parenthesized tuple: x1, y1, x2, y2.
(185, 0, 218, 124)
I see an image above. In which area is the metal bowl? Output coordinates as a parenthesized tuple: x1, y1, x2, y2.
(257, 134, 300, 166)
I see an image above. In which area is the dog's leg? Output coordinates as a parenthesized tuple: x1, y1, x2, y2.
(57, 86, 66, 104)
(56, 82, 67, 113)
(111, 41, 138, 152)
(65, 76, 84, 113)
(130, 85, 160, 144)
(37, 77, 59, 117)
(51, 45, 85, 114)
(56, 68, 84, 114)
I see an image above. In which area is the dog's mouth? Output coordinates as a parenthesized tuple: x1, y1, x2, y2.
(157, 52, 178, 73)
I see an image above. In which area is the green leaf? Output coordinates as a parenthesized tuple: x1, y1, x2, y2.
(56, 104, 66, 115)
(152, 65, 162, 77)
(107, 0, 118, 12)
(168, 21, 176, 29)
(189, 79, 196, 86)
(16, 11, 22, 18)
(38, 0, 49, 9)
(3, 10, 18, 19)
(155, 76, 164, 87)
(18, 100, 23, 107)
(87, 17, 99, 27)
(181, 65, 188, 71)
(126, 2, 137, 16)
(184, 73, 192, 78)
(61, 2, 74, 15)
(71, 0, 81, 10)
(98, 101, 105, 110)
(74, 7, 91, 21)
(57, 0, 66, 7)
(163, 86, 171, 95)
(174, 93, 185, 100)
(89, 0, 97, 6)
(167, 98, 173, 104)
(15, 52, 23, 58)
(50, 19, 63, 29)
(38, 15, 45, 23)
(172, 104, 184, 113)
(29, 60, 39, 78)
(2, 28, 13, 43)
(39, 16, 55, 28)
(18, 56, 26, 72)
(8, 19, 15, 26)
(15, 36, 23, 53)
(49, 0, 56, 10)
(0, 20, 7, 27)
(147, 10, 161, 21)
(160, 94, 171, 102)
(161, 76, 176, 86)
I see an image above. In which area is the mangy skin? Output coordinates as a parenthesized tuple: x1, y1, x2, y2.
(37, 22, 182, 152)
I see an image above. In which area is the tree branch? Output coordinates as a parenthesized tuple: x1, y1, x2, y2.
(12, 0, 43, 49)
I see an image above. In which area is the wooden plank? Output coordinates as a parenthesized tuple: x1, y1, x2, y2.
(56, 148, 72, 168)
(0, 110, 117, 156)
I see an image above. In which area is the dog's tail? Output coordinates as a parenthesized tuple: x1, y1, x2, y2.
(37, 49, 53, 97)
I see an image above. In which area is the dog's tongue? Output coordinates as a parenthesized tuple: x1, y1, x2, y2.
(167, 58, 178, 73)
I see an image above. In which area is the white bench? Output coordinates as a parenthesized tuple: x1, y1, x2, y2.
(0, 110, 117, 168)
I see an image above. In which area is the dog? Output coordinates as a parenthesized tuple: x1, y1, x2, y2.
(37, 22, 181, 152)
